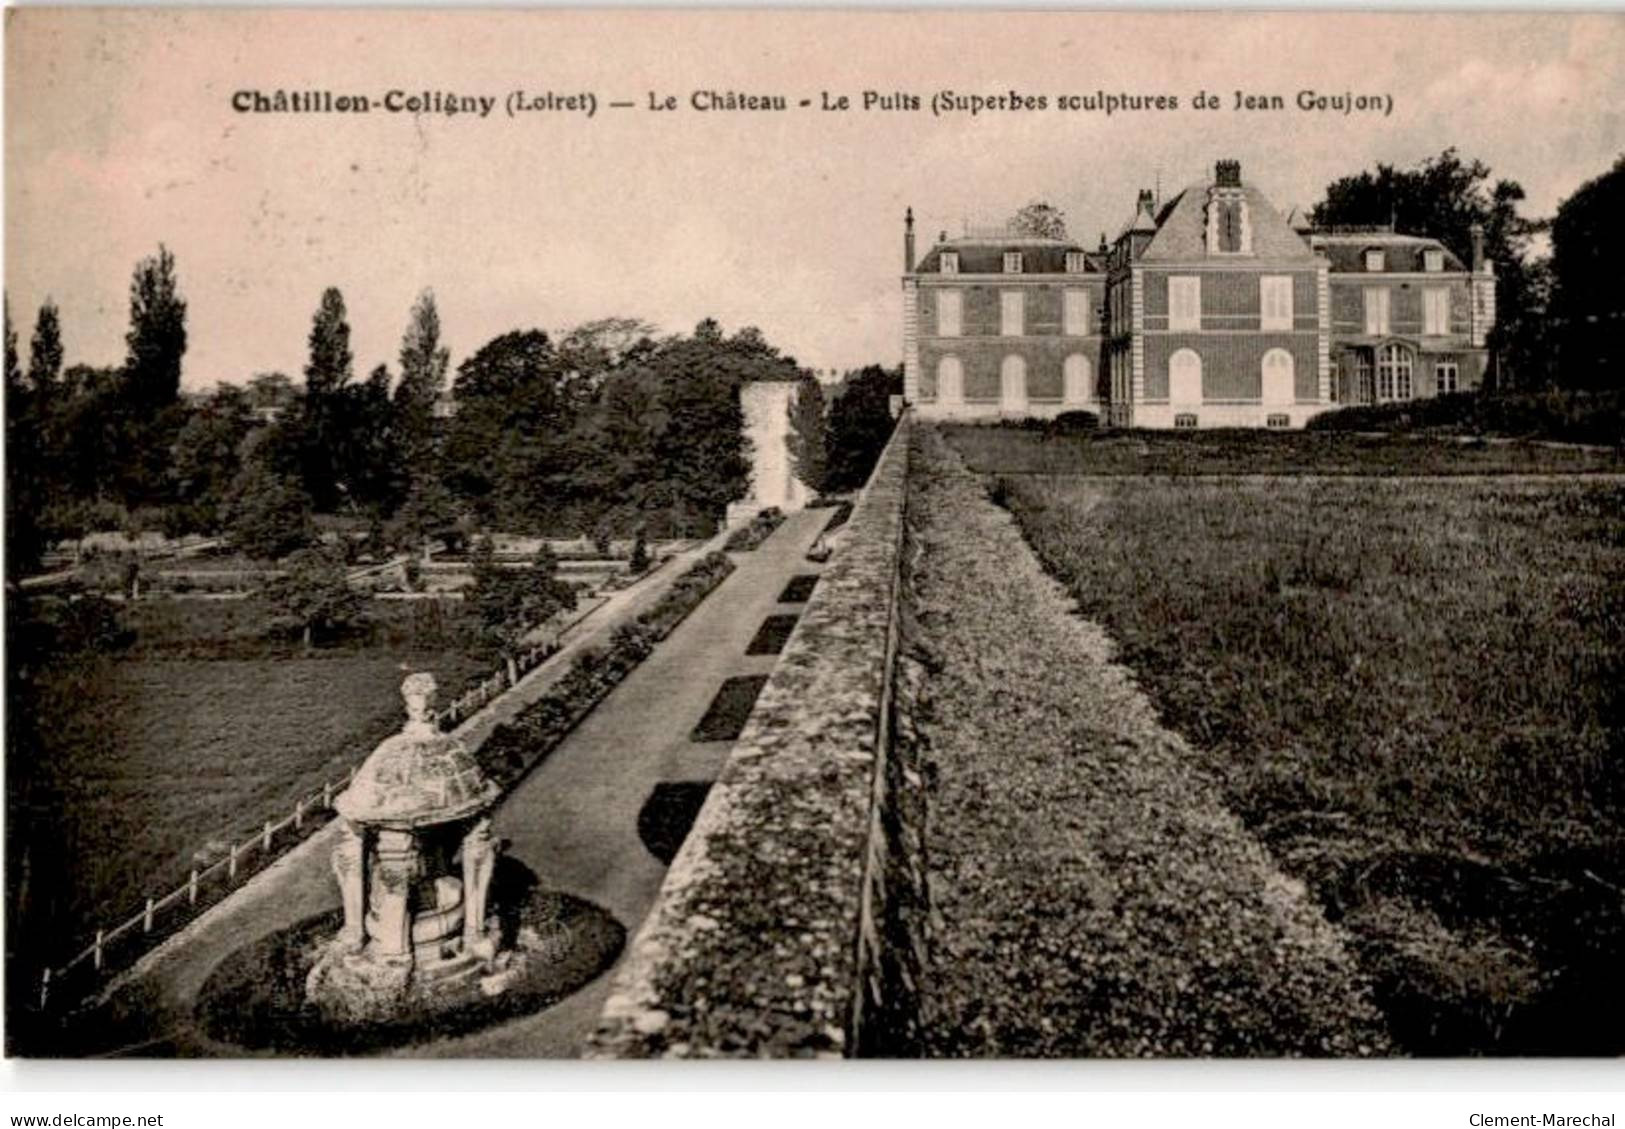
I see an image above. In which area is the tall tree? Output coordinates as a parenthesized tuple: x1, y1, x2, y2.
(1310, 149, 1546, 386)
(5, 297, 49, 572)
(123, 245, 187, 414)
(786, 372, 828, 493)
(27, 300, 62, 399)
(1010, 201, 1068, 239)
(224, 456, 316, 561)
(393, 289, 449, 472)
(1550, 155, 1625, 391)
(301, 288, 354, 510)
(466, 538, 577, 684)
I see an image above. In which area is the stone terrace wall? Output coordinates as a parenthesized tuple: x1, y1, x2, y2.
(587, 417, 918, 1058)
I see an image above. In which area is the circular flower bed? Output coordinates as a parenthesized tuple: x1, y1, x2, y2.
(194, 887, 623, 1054)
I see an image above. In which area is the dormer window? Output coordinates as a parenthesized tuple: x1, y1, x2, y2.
(1065, 251, 1087, 274)
(1424, 248, 1444, 272)
(940, 251, 959, 275)
(1003, 251, 1024, 274)
(1365, 249, 1385, 272)
(1205, 188, 1251, 255)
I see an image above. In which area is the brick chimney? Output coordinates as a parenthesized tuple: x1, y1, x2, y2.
(904, 207, 916, 272)
(1215, 159, 1241, 188)
(1469, 222, 1485, 272)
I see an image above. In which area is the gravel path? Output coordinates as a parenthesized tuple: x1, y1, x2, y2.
(904, 426, 1392, 1057)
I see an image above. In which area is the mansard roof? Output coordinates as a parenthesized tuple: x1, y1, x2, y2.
(1307, 232, 1469, 273)
(914, 235, 1106, 275)
(1140, 181, 1321, 263)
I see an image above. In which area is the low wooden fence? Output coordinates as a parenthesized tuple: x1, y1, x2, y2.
(35, 632, 569, 1013)
(37, 761, 363, 1011)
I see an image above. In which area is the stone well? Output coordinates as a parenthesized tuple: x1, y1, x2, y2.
(305, 672, 508, 1023)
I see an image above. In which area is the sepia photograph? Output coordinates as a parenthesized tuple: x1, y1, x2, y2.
(3, 6, 1623, 1078)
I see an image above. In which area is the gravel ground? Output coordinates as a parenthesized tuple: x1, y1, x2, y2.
(905, 427, 1392, 1057)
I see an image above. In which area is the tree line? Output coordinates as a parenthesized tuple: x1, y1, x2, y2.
(4, 255, 902, 576)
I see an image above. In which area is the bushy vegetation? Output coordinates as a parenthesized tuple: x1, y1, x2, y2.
(995, 471, 1625, 1054)
(1308, 388, 1625, 447)
(472, 551, 735, 785)
(945, 423, 1624, 478)
(723, 507, 785, 551)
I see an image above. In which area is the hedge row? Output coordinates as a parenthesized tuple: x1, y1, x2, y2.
(723, 507, 785, 552)
(1307, 389, 1625, 446)
(473, 550, 736, 787)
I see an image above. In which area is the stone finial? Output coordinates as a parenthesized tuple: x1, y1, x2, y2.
(402, 672, 437, 727)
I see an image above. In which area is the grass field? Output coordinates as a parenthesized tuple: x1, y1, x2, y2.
(947, 426, 1625, 1054)
(9, 603, 489, 966)
(946, 424, 1625, 478)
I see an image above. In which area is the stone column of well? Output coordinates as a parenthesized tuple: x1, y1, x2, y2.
(461, 816, 498, 958)
(332, 820, 367, 951)
(369, 829, 420, 959)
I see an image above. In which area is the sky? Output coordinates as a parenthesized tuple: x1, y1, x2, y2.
(6, 9, 1625, 390)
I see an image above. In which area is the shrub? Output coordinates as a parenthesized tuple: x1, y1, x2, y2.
(724, 507, 785, 551)
(1048, 410, 1100, 436)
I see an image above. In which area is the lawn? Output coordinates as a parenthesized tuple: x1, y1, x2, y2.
(946, 424, 1625, 478)
(8, 604, 489, 973)
(987, 466, 1625, 1053)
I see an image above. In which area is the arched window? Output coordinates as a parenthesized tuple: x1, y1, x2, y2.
(1261, 349, 1295, 405)
(1000, 354, 1027, 408)
(935, 356, 962, 404)
(1169, 348, 1202, 404)
(1377, 344, 1413, 402)
(1063, 354, 1093, 404)
(1027, 359, 1063, 403)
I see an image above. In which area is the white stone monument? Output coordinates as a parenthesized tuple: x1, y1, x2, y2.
(726, 379, 811, 527)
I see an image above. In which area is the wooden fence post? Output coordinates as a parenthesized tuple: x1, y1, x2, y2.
(295, 798, 304, 830)
(323, 781, 333, 809)
(229, 844, 238, 881)
(93, 929, 104, 972)
(143, 896, 155, 934)
(189, 868, 199, 905)
(39, 967, 50, 1010)
(262, 820, 272, 851)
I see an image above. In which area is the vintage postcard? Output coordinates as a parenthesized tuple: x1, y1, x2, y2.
(5, 8, 1623, 1075)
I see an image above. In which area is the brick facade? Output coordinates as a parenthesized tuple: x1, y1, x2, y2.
(901, 161, 1497, 429)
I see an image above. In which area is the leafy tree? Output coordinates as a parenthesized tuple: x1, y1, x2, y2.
(557, 317, 660, 387)
(1550, 155, 1625, 391)
(444, 329, 576, 526)
(247, 371, 298, 413)
(225, 458, 316, 560)
(1010, 202, 1068, 239)
(824, 365, 901, 492)
(1311, 148, 1546, 385)
(467, 538, 577, 682)
(786, 373, 828, 493)
(123, 245, 187, 414)
(171, 384, 254, 531)
(265, 545, 365, 650)
(300, 288, 354, 510)
(388, 474, 462, 560)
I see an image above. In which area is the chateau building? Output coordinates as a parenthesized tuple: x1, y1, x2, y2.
(901, 160, 1496, 428)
